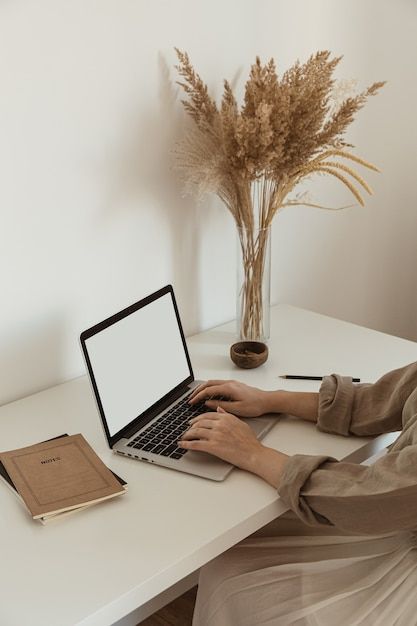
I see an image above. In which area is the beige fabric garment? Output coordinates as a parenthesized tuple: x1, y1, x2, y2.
(193, 514, 417, 625)
(193, 361, 417, 625)
(279, 361, 417, 534)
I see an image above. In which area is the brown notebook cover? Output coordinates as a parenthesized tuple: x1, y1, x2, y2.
(0, 434, 125, 518)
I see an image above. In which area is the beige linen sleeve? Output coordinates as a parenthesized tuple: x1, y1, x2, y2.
(318, 361, 417, 436)
(277, 448, 417, 534)
(276, 362, 417, 534)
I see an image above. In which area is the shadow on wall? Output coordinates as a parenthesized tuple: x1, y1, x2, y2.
(96, 51, 202, 335)
(0, 316, 65, 406)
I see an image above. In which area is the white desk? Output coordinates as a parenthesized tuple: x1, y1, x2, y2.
(1, 305, 416, 626)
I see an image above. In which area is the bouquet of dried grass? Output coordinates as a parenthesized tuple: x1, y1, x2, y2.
(174, 49, 384, 340)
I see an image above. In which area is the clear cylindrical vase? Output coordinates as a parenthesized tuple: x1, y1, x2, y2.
(236, 226, 271, 341)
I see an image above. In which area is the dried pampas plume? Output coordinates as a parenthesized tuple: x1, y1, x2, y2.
(174, 48, 385, 338)
(174, 48, 385, 225)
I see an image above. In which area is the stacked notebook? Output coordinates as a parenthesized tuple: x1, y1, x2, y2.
(0, 433, 127, 524)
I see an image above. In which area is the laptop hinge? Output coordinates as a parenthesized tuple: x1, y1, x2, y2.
(118, 381, 194, 441)
(122, 413, 156, 439)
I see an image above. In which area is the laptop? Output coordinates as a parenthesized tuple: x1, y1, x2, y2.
(80, 285, 276, 481)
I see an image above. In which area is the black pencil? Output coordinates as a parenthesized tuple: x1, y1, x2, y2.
(279, 375, 361, 382)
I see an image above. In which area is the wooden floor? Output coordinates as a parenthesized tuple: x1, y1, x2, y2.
(139, 587, 198, 626)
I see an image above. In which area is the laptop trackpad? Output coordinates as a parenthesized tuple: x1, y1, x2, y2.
(242, 415, 277, 439)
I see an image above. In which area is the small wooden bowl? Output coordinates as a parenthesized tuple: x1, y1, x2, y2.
(230, 341, 269, 369)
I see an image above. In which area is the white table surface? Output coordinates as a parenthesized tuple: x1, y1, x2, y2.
(1, 304, 416, 626)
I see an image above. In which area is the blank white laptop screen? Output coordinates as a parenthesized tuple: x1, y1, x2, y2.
(84, 292, 192, 437)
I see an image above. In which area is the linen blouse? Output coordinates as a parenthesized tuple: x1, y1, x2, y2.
(277, 361, 417, 535)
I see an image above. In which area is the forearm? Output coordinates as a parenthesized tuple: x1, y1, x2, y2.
(249, 445, 289, 488)
(263, 390, 319, 423)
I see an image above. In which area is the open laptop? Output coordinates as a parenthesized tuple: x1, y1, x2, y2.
(80, 285, 276, 481)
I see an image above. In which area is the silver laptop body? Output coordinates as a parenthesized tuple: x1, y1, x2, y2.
(80, 285, 276, 481)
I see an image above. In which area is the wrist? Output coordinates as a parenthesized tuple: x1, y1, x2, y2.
(262, 389, 319, 423)
(248, 444, 289, 488)
(261, 389, 286, 414)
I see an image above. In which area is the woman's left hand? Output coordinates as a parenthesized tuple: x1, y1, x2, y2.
(178, 408, 264, 473)
(178, 407, 290, 488)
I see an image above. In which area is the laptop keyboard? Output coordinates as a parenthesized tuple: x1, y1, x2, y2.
(127, 392, 219, 460)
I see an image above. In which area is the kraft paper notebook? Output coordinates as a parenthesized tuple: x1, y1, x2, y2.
(0, 434, 127, 523)
(0, 433, 126, 519)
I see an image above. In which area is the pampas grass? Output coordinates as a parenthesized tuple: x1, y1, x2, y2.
(174, 49, 385, 339)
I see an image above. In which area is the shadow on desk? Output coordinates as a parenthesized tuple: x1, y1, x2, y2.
(188, 329, 235, 345)
(191, 352, 232, 372)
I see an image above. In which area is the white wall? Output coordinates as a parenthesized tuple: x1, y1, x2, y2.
(265, 0, 417, 343)
(0, 0, 416, 406)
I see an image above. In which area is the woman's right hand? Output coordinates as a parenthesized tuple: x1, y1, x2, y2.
(188, 379, 274, 418)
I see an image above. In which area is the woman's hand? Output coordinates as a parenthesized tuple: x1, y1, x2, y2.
(179, 408, 263, 471)
(190, 380, 320, 424)
(178, 407, 289, 487)
(189, 379, 273, 418)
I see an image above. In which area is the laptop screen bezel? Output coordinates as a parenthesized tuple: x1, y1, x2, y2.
(80, 285, 194, 448)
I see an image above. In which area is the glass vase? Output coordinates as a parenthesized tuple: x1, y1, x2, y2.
(236, 225, 271, 341)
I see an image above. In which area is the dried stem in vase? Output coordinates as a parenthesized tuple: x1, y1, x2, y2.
(174, 49, 385, 340)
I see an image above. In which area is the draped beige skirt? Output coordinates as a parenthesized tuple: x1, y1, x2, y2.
(192, 512, 417, 626)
